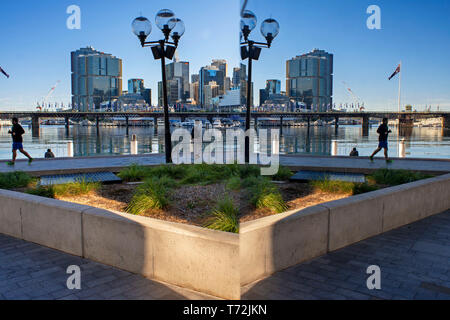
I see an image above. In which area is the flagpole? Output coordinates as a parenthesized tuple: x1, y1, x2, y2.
(398, 61, 402, 113)
(397, 61, 402, 156)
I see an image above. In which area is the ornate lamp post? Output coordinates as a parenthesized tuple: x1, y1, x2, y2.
(240, 10, 279, 163)
(132, 9, 185, 163)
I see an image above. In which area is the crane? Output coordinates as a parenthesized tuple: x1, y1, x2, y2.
(37, 80, 61, 111)
(342, 81, 365, 111)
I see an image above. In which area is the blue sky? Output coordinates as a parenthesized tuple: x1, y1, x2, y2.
(0, 0, 240, 110)
(245, 0, 450, 110)
(0, 0, 449, 111)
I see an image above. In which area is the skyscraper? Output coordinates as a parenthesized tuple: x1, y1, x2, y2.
(199, 65, 225, 108)
(286, 49, 333, 111)
(259, 79, 282, 106)
(211, 59, 228, 95)
(166, 60, 190, 102)
(71, 47, 122, 111)
(128, 79, 144, 94)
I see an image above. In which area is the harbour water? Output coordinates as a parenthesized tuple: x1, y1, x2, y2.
(0, 124, 449, 160)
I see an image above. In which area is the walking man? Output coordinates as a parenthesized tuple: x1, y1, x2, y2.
(370, 118, 392, 162)
(7, 117, 33, 165)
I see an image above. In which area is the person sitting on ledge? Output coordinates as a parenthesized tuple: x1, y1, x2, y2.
(45, 149, 55, 159)
(349, 147, 359, 157)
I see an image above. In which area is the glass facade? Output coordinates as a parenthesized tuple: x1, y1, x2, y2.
(128, 79, 145, 94)
(286, 49, 333, 111)
(71, 47, 122, 111)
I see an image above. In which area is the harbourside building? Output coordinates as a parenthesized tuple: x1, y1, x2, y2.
(71, 46, 122, 111)
(286, 49, 333, 111)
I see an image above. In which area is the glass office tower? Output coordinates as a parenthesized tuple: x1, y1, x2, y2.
(71, 47, 122, 111)
(286, 49, 333, 111)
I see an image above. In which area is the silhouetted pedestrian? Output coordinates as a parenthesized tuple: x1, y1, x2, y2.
(7, 118, 33, 166)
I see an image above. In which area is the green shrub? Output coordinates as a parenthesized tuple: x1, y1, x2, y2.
(237, 164, 260, 179)
(126, 177, 171, 215)
(26, 185, 56, 198)
(148, 165, 188, 180)
(0, 171, 34, 189)
(271, 166, 294, 181)
(256, 193, 288, 213)
(310, 179, 379, 195)
(52, 179, 100, 197)
(310, 179, 356, 194)
(244, 176, 288, 213)
(226, 176, 242, 190)
(203, 198, 239, 233)
(118, 164, 151, 182)
(368, 169, 432, 186)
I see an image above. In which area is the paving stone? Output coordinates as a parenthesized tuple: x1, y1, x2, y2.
(243, 210, 450, 300)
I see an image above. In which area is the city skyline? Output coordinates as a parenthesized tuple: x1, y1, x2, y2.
(0, 0, 240, 111)
(0, 0, 450, 111)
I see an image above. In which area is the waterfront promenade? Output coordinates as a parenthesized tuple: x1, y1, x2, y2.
(1, 209, 449, 300)
(0, 233, 213, 300)
(0, 154, 449, 176)
(242, 209, 450, 300)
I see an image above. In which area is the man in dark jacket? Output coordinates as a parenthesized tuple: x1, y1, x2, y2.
(370, 118, 392, 162)
(7, 118, 33, 165)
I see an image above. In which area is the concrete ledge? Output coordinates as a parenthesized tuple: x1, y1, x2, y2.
(240, 205, 329, 286)
(0, 189, 239, 300)
(241, 173, 450, 288)
(324, 193, 384, 251)
(82, 208, 239, 299)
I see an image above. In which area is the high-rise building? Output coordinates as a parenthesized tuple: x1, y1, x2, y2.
(266, 79, 281, 95)
(166, 60, 190, 101)
(158, 78, 182, 107)
(128, 79, 145, 94)
(191, 74, 199, 84)
(142, 88, 152, 106)
(286, 49, 333, 111)
(199, 65, 225, 108)
(211, 59, 228, 95)
(232, 67, 241, 88)
(203, 81, 220, 109)
(71, 47, 122, 111)
(190, 81, 199, 105)
(259, 79, 282, 105)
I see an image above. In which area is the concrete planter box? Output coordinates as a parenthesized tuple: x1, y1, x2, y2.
(240, 173, 450, 287)
(1, 173, 449, 298)
(0, 189, 239, 299)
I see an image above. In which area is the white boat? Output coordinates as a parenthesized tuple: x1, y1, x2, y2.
(213, 119, 223, 128)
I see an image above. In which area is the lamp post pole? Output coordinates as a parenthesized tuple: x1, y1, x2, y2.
(245, 41, 253, 163)
(240, 11, 279, 164)
(160, 40, 172, 163)
(132, 11, 184, 164)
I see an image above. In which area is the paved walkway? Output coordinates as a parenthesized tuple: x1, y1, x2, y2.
(0, 234, 214, 300)
(1, 154, 449, 176)
(242, 210, 450, 300)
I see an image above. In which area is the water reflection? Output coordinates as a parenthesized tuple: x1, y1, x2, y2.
(0, 125, 449, 160)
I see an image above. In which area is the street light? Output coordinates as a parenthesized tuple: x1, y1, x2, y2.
(132, 9, 185, 163)
(240, 10, 279, 163)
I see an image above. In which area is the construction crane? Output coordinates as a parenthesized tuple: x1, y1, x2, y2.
(37, 80, 61, 111)
(342, 81, 365, 111)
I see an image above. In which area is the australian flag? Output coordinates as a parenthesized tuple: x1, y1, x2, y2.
(388, 64, 401, 80)
(0, 66, 10, 78)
